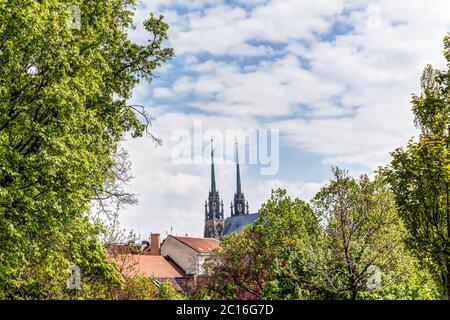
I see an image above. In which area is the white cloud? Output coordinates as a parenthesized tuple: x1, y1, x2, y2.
(118, 0, 450, 238)
(172, 55, 344, 117)
(153, 87, 172, 98)
(119, 126, 324, 238)
(164, 0, 345, 56)
(248, 179, 325, 205)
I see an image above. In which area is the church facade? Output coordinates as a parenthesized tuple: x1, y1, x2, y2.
(204, 142, 259, 239)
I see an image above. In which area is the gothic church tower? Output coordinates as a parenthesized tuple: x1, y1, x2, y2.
(204, 140, 224, 239)
(231, 142, 249, 217)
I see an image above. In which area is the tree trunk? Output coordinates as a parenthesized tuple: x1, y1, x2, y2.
(351, 287, 358, 300)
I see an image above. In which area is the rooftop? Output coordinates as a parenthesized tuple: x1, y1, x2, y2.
(223, 213, 259, 236)
(171, 236, 220, 253)
(115, 255, 184, 279)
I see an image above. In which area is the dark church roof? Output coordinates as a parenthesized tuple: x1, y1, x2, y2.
(223, 213, 259, 236)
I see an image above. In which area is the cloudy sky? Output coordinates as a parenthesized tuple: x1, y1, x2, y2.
(118, 0, 450, 239)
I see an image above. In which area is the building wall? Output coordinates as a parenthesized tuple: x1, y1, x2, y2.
(161, 236, 198, 275)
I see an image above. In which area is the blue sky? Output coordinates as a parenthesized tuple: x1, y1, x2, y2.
(117, 0, 450, 239)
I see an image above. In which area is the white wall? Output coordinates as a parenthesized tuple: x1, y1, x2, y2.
(161, 236, 198, 275)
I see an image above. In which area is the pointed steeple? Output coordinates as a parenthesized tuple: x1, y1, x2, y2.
(204, 137, 224, 239)
(232, 142, 247, 216)
(235, 141, 242, 196)
(210, 138, 216, 193)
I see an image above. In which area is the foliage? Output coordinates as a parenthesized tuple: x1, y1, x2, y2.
(310, 168, 437, 300)
(197, 176, 439, 300)
(0, 0, 173, 299)
(122, 275, 158, 300)
(156, 280, 186, 300)
(122, 275, 185, 300)
(381, 34, 450, 299)
(196, 189, 321, 300)
(93, 147, 139, 246)
(197, 227, 267, 300)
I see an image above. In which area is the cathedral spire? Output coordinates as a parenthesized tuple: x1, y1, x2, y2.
(232, 142, 247, 216)
(235, 141, 242, 196)
(210, 138, 216, 193)
(204, 138, 224, 239)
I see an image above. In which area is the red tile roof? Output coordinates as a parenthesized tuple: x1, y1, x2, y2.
(172, 236, 220, 253)
(116, 255, 184, 279)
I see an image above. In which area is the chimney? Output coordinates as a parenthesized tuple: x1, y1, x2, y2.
(149, 233, 161, 256)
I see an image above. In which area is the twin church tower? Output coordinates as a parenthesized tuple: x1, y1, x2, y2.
(204, 140, 249, 239)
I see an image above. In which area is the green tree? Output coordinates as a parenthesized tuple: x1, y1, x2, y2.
(197, 189, 321, 300)
(156, 280, 186, 300)
(382, 35, 450, 299)
(121, 274, 185, 300)
(197, 183, 436, 300)
(0, 0, 173, 299)
(122, 275, 158, 300)
(311, 168, 437, 300)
